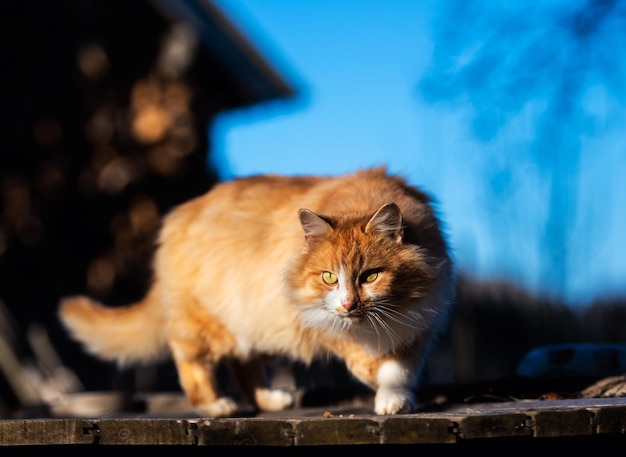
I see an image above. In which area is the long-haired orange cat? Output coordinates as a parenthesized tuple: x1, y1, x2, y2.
(59, 167, 454, 417)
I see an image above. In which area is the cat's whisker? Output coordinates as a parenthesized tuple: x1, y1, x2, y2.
(370, 302, 421, 327)
(357, 302, 440, 354)
(378, 303, 433, 330)
(353, 302, 411, 350)
(364, 312, 400, 353)
(333, 317, 351, 333)
(299, 306, 351, 334)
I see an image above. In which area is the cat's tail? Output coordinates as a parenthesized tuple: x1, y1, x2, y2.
(58, 292, 168, 367)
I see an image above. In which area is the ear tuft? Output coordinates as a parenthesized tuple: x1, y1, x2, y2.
(299, 209, 333, 239)
(365, 203, 403, 243)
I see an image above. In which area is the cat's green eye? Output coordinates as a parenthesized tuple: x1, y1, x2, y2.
(322, 271, 338, 284)
(364, 271, 379, 283)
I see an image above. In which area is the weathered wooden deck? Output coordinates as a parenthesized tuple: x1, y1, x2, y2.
(3, 391, 626, 449)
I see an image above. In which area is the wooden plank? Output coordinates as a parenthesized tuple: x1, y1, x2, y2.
(0, 419, 92, 446)
(193, 418, 294, 446)
(3, 397, 626, 446)
(381, 416, 457, 444)
(532, 408, 594, 438)
(292, 416, 382, 446)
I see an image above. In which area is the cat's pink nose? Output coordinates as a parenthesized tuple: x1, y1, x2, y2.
(342, 300, 355, 311)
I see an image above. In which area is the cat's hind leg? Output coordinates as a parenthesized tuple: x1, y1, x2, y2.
(167, 296, 247, 417)
(170, 343, 238, 417)
(228, 358, 294, 413)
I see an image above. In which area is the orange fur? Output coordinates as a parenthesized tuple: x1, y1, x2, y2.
(59, 167, 454, 416)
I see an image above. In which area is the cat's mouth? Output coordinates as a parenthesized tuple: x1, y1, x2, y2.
(338, 310, 364, 324)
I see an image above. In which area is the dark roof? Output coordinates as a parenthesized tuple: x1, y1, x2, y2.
(152, 0, 296, 106)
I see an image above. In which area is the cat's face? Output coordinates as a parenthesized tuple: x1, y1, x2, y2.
(288, 204, 441, 349)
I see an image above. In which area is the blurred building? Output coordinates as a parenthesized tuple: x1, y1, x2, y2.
(0, 0, 295, 415)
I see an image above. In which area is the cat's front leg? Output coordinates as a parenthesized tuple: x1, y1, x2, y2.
(373, 359, 415, 414)
(333, 341, 417, 415)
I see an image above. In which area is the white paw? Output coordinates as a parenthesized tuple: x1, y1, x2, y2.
(254, 388, 294, 412)
(195, 397, 238, 417)
(374, 388, 414, 415)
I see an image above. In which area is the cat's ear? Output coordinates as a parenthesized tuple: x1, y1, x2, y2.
(365, 203, 404, 243)
(299, 209, 333, 239)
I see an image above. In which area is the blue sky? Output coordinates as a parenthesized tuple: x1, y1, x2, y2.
(210, 0, 626, 307)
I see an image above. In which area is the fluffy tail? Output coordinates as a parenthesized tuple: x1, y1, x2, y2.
(58, 293, 168, 367)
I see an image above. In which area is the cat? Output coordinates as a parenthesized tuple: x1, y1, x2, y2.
(59, 166, 454, 417)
